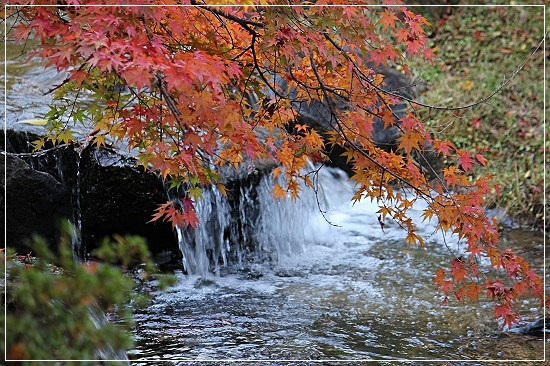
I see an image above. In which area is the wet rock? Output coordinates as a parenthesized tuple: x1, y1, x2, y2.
(486, 207, 521, 229)
(238, 267, 264, 280)
(511, 317, 549, 337)
(2, 129, 282, 272)
(2, 153, 71, 254)
(274, 268, 303, 278)
(193, 278, 219, 289)
(2, 129, 179, 262)
(77, 146, 177, 260)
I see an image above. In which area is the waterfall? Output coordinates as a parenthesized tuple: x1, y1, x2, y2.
(70, 150, 84, 259)
(254, 174, 319, 260)
(176, 182, 231, 277)
(176, 165, 350, 276)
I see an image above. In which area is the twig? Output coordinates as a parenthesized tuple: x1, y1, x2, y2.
(369, 33, 548, 111)
(190, 0, 262, 36)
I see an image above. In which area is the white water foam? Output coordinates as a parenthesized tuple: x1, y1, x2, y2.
(175, 164, 473, 277)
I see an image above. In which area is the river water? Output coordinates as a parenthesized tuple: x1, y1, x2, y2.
(128, 168, 547, 364)
(3, 29, 546, 365)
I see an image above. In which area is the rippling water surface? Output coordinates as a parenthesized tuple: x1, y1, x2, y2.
(129, 169, 546, 364)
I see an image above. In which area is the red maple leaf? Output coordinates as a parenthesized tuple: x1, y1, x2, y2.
(399, 113, 420, 130)
(457, 150, 475, 172)
(475, 153, 487, 166)
(395, 27, 409, 43)
(121, 66, 151, 90)
(434, 267, 446, 287)
(433, 140, 455, 155)
(451, 258, 467, 284)
(369, 50, 386, 68)
(406, 38, 424, 56)
(494, 304, 519, 329)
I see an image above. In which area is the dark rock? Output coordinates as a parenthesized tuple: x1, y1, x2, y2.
(238, 267, 264, 280)
(274, 268, 303, 278)
(77, 146, 178, 260)
(193, 278, 218, 289)
(224, 169, 266, 254)
(2, 128, 280, 272)
(2, 129, 179, 263)
(512, 317, 549, 337)
(2, 154, 72, 254)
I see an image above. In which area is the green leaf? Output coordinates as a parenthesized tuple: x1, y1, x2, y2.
(168, 178, 183, 190)
(32, 138, 45, 151)
(56, 129, 75, 145)
(189, 175, 201, 186)
(72, 108, 88, 124)
(188, 186, 203, 200)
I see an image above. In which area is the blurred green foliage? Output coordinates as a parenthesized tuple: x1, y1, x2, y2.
(1, 223, 175, 364)
(412, 6, 545, 228)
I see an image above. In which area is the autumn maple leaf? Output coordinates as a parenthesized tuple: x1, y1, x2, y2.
(397, 131, 423, 154)
(377, 9, 399, 31)
(457, 150, 475, 172)
(475, 153, 487, 166)
(450, 258, 467, 284)
(10, 2, 545, 327)
(494, 304, 519, 329)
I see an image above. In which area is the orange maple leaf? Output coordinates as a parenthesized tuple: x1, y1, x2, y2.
(378, 9, 399, 31)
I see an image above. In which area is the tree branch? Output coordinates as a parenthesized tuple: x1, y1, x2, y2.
(190, 0, 263, 36)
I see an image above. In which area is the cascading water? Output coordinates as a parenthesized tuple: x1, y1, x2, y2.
(71, 150, 84, 258)
(50, 145, 85, 261)
(175, 166, 348, 277)
(253, 171, 327, 260)
(175, 182, 231, 277)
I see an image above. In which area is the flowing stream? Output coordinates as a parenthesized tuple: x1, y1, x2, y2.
(129, 167, 546, 364)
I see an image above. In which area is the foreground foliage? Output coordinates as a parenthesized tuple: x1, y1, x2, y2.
(2, 226, 174, 363)
(3, 1, 546, 327)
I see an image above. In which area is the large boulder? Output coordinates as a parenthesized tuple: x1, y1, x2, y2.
(511, 317, 549, 337)
(2, 129, 282, 272)
(2, 130, 179, 264)
(2, 154, 72, 254)
(77, 146, 177, 262)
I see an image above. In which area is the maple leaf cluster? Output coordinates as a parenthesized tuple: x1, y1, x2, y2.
(7, 0, 545, 326)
